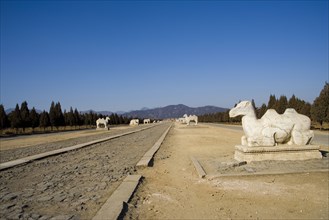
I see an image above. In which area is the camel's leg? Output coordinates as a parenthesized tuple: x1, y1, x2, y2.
(262, 136, 276, 146)
(292, 130, 314, 145)
(241, 136, 248, 146)
(291, 130, 303, 145)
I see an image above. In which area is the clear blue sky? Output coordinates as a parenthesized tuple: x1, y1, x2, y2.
(1, 0, 328, 112)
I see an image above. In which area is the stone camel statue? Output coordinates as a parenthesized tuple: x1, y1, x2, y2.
(229, 101, 314, 147)
(96, 117, 110, 130)
(183, 114, 198, 125)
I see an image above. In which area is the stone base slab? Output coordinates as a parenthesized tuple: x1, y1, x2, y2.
(234, 145, 322, 162)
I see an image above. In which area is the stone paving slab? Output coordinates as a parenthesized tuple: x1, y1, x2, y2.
(92, 175, 142, 220)
(190, 156, 206, 178)
(136, 125, 172, 167)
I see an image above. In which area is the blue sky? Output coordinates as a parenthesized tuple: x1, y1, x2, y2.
(1, 0, 328, 112)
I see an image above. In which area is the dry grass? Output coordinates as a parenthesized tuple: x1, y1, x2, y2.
(312, 122, 329, 130)
(0, 125, 95, 137)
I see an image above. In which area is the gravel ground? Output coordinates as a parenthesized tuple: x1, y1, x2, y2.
(0, 123, 171, 220)
(0, 125, 155, 163)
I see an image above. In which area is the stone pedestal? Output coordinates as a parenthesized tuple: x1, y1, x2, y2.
(234, 145, 322, 162)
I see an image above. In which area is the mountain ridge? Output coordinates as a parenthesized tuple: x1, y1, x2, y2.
(122, 104, 228, 119)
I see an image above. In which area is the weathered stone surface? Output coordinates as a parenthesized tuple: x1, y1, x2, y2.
(183, 114, 198, 125)
(92, 175, 142, 220)
(190, 156, 206, 178)
(229, 101, 314, 147)
(234, 145, 322, 162)
(96, 117, 110, 130)
(0, 123, 171, 219)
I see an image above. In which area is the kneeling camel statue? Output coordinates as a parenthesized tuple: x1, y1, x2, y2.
(229, 101, 313, 147)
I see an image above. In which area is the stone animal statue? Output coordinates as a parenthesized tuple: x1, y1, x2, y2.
(143, 119, 151, 124)
(96, 117, 110, 130)
(183, 114, 198, 125)
(129, 119, 139, 126)
(229, 101, 313, 147)
(177, 117, 186, 123)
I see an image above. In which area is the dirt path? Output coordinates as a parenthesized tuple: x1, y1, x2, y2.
(125, 122, 329, 219)
(0, 123, 171, 219)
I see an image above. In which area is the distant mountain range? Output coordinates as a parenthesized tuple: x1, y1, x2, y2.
(5, 108, 43, 114)
(122, 104, 227, 119)
(5, 104, 228, 119)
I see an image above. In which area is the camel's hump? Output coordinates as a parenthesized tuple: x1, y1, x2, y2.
(263, 109, 279, 117)
(284, 108, 298, 114)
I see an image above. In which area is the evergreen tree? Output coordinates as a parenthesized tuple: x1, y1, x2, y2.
(276, 95, 288, 114)
(10, 104, 22, 133)
(20, 101, 31, 132)
(257, 104, 267, 119)
(49, 101, 65, 130)
(67, 107, 75, 126)
(311, 82, 329, 128)
(55, 102, 65, 129)
(74, 108, 80, 127)
(267, 95, 277, 109)
(49, 101, 56, 130)
(39, 111, 50, 131)
(119, 115, 124, 124)
(251, 99, 256, 110)
(0, 104, 9, 129)
(63, 110, 68, 125)
(288, 95, 298, 109)
(30, 107, 39, 132)
(251, 99, 258, 118)
(84, 111, 93, 126)
(300, 103, 311, 118)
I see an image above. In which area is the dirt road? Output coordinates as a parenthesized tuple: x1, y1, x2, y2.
(125, 122, 328, 219)
(0, 123, 171, 219)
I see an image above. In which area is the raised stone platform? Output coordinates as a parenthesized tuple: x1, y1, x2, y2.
(234, 145, 322, 162)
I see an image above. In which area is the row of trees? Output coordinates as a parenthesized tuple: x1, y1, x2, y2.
(0, 101, 133, 132)
(199, 82, 329, 128)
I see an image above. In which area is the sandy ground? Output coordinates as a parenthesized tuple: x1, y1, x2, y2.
(125, 122, 329, 219)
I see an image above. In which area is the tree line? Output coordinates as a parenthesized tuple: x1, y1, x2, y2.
(199, 82, 329, 128)
(0, 101, 133, 133)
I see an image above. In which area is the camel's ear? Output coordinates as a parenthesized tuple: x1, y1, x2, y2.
(243, 101, 251, 107)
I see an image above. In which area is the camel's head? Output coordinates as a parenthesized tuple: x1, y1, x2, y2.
(229, 101, 254, 118)
(183, 114, 188, 118)
(106, 117, 110, 121)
